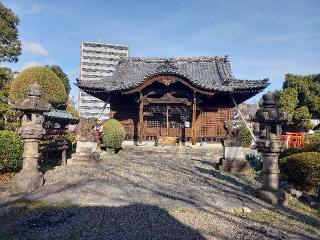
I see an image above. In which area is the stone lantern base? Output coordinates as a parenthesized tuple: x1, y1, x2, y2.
(258, 152, 289, 206)
(218, 139, 252, 173)
(12, 170, 43, 193)
(68, 141, 101, 166)
(218, 158, 252, 173)
(259, 190, 289, 206)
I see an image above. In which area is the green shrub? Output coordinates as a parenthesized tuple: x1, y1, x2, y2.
(9, 66, 67, 107)
(246, 153, 263, 171)
(66, 105, 80, 119)
(279, 133, 320, 160)
(102, 119, 125, 150)
(66, 131, 77, 143)
(65, 131, 76, 157)
(279, 147, 303, 159)
(280, 152, 320, 191)
(0, 130, 23, 172)
(239, 124, 252, 148)
(303, 133, 320, 152)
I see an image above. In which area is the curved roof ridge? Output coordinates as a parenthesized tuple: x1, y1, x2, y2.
(77, 55, 269, 95)
(125, 56, 229, 62)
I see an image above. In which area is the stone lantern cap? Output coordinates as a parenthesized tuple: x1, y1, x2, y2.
(14, 83, 52, 112)
(255, 92, 287, 124)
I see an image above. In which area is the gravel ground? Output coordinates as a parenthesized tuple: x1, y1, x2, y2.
(0, 145, 319, 239)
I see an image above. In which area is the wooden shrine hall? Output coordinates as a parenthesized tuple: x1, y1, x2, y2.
(77, 56, 269, 145)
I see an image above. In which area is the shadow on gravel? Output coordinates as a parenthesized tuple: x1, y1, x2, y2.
(194, 163, 320, 237)
(0, 202, 204, 240)
(195, 166, 257, 193)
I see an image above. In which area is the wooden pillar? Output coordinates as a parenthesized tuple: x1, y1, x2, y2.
(166, 105, 169, 136)
(138, 100, 144, 144)
(191, 96, 197, 145)
(61, 144, 67, 166)
(62, 125, 67, 165)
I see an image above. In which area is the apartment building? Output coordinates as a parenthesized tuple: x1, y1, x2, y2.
(79, 42, 129, 119)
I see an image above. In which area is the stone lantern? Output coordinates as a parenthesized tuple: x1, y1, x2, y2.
(255, 91, 288, 205)
(12, 83, 52, 193)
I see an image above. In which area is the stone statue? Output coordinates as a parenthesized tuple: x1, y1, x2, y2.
(224, 121, 240, 140)
(218, 121, 250, 173)
(76, 117, 97, 142)
(68, 117, 100, 166)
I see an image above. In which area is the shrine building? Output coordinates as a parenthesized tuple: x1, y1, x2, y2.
(77, 56, 269, 144)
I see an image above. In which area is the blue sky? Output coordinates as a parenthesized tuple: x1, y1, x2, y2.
(2, 0, 320, 102)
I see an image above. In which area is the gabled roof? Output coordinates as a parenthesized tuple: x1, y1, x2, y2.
(77, 56, 269, 94)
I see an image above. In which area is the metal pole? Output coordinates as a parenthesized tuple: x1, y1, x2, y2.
(230, 94, 257, 142)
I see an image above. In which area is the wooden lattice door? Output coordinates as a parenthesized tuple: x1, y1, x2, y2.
(144, 104, 192, 140)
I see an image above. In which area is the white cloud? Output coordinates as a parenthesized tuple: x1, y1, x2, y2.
(21, 61, 40, 70)
(22, 42, 49, 56)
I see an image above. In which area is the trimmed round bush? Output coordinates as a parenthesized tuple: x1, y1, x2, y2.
(0, 130, 23, 172)
(279, 147, 303, 159)
(239, 124, 252, 148)
(9, 66, 67, 107)
(102, 119, 125, 150)
(280, 152, 320, 191)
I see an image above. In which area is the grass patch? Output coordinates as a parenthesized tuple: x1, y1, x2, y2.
(233, 171, 320, 236)
(0, 199, 73, 221)
(287, 197, 320, 229)
(234, 204, 320, 236)
(0, 199, 74, 239)
(0, 229, 18, 240)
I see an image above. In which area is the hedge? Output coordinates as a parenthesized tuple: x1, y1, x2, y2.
(280, 152, 320, 191)
(102, 119, 125, 150)
(0, 130, 23, 172)
(9, 66, 67, 107)
(303, 133, 320, 152)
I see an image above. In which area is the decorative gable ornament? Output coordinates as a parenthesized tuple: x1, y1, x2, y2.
(156, 60, 178, 73)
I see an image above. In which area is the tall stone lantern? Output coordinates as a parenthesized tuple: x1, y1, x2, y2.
(12, 83, 52, 193)
(255, 91, 288, 205)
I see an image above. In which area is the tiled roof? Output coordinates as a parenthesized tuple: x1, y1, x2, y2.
(44, 109, 79, 123)
(77, 56, 269, 94)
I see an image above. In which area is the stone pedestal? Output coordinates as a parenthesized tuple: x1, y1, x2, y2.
(219, 159, 251, 173)
(12, 170, 43, 193)
(12, 138, 44, 193)
(218, 140, 251, 173)
(68, 141, 100, 166)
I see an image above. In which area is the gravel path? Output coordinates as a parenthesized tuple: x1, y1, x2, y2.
(24, 146, 263, 211)
(0, 146, 319, 239)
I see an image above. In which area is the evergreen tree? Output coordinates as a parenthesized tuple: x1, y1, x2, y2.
(0, 2, 21, 63)
(278, 74, 320, 130)
(46, 65, 71, 94)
